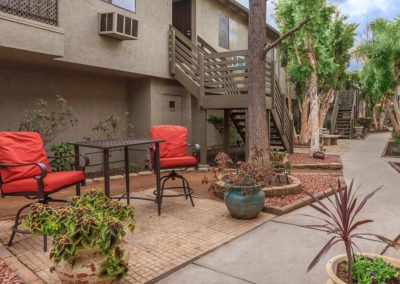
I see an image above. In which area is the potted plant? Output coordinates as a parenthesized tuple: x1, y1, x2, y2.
(354, 123, 364, 138)
(22, 190, 136, 283)
(300, 180, 399, 283)
(203, 148, 273, 220)
(270, 151, 291, 184)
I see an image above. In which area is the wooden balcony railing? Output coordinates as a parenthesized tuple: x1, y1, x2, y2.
(0, 0, 58, 26)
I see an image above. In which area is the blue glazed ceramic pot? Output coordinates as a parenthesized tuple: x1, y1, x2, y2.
(224, 185, 265, 219)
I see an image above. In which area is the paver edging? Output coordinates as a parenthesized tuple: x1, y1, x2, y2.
(263, 176, 345, 216)
(291, 162, 342, 170)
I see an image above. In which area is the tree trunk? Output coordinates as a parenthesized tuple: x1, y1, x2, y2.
(299, 94, 310, 145)
(248, 0, 269, 153)
(372, 106, 379, 131)
(308, 52, 320, 154)
(319, 89, 335, 128)
(358, 99, 367, 118)
(392, 94, 400, 126)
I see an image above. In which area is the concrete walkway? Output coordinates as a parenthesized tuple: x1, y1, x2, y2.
(158, 133, 400, 284)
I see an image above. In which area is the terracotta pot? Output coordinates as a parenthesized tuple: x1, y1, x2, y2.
(326, 253, 400, 284)
(56, 242, 130, 284)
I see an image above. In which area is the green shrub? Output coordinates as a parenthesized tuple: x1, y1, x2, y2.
(392, 132, 400, 144)
(357, 117, 373, 132)
(49, 143, 75, 172)
(352, 256, 400, 284)
(207, 115, 243, 146)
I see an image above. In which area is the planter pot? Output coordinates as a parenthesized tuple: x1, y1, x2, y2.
(313, 151, 326, 160)
(224, 186, 265, 220)
(354, 127, 363, 137)
(326, 253, 400, 284)
(56, 241, 130, 284)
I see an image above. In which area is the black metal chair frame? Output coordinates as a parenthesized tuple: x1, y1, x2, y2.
(0, 154, 89, 252)
(151, 144, 200, 210)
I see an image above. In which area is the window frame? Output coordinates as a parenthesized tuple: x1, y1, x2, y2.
(219, 14, 239, 50)
(101, 0, 136, 14)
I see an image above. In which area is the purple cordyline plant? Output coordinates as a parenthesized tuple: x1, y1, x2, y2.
(301, 179, 399, 283)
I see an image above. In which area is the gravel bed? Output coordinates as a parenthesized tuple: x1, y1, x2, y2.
(0, 258, 23, 284)
(265, 174, 339, 208)
(289, 153, 340, 164)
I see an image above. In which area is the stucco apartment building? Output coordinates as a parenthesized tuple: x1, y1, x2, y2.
(0, 0, 292, 166)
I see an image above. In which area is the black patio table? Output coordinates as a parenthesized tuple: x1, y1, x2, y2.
(69, 138, 164, 215)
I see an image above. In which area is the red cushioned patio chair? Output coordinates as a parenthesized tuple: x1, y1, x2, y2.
(150, 125, 199, 209)
(0, 132, 88, 251)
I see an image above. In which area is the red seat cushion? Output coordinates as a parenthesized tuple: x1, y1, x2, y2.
(150, 125, 188, 158)
(0, 132, 51, 183)
(1, 171, 84, 194)
(160, 156, 197, 169)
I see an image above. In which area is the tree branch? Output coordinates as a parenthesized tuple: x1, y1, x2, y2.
(261, 17, 310, 60)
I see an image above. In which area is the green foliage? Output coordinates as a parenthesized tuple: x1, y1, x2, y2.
(22, 190, 135, 280)
(357, 18, 400, 106)
(357, 117, 373, 132)
(207, 115, 243, 145)
(19, 96, 77, 146)
(275, 0, 356, 97)
(86, 112, 134, 141)
(270, 151, 292, 171)
(49, 143, 75, 172)
(352, 256, 400, 284)
(393, 132, 400, 144)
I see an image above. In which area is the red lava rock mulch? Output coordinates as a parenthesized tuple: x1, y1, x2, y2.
(265, 174, 339, 208)
(289, 153, 340, 164)
(0, 258, 23, 284)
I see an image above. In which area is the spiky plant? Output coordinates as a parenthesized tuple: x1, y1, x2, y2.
(302, 180, 398, 284)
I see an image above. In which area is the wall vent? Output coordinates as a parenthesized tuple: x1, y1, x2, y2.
(99, 12, 138, 40)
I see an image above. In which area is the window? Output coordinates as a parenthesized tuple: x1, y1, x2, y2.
(102, 0, 136, 13)
(219, 15, 238, 50)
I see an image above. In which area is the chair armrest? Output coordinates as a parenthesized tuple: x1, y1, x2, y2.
(48, 154, 90, 170)
(187, 144, 200, 157)
(0, 162, 48, 180)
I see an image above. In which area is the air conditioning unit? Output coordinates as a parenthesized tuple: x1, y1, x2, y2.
(99, 12, 138, 40)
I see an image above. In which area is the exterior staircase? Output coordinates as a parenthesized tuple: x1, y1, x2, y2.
(331, 90, 357, 138)
(169, 25, 293, 152)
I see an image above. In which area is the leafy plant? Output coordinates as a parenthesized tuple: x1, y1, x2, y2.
(357, 117, 373, 132)
(22, 190, 135, 280)
(393, 132, 400, 145)
(352, 256, 400, 284)
(202, 147, 274, 194)
(49, 143, 75, 172)
(19, 96, 78, 146)
(270, 151, 292, 171)
(207, 115, 243, 146)
(85, 112, 134, 141)
(301, 180, 398, 283)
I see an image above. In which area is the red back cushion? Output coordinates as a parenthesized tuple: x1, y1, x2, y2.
(0, 132, 50, 183)
(150, 125, 187, 158)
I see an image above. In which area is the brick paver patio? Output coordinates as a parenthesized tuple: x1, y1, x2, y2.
(0, 189, 275, 283)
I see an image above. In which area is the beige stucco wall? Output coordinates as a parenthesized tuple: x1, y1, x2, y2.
(195, 0, 249, 51)
(0, 61, 129, 143)
(0, 12, 65, 58)
(0, 0, 174, 79)
(57, 0, 173, 78)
